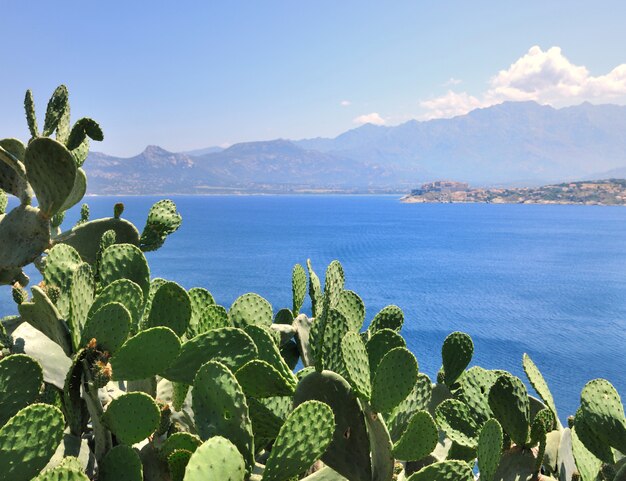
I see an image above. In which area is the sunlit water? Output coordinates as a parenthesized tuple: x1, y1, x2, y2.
(3, 195, 626, 419)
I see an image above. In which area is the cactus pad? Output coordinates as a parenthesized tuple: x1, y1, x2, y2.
(477, 418, 503, 481)
(369, 305, 404, 333)
(387, 373, 433, 442)
(0, 403, 65, 481)
(334, 290, 365, 331)
(163, 327, 258, 384)
(0, 354, 43, 425)
(392, 410, 438, 461)
(139, 199, 182, 252)
(187, 287, 215, 335)
(183, 436, 246, 481)
(229, 293, 273, 329)
(145, 281, 191, 336)
(441, 331, 473, 386)
(306, 259, 323, 318)
(294, 370, 372, 481)
(235, 359, 296, 398)
(192, 361, 254, 472)
(102, 392, 160, 445)
(406, 460, 474, 481)
(341, 331, 371, 400)
(80, 301, 131, 353)
(435, 399, 480, 448)
(366, 328, 406, 376)
(263, 400, 335, 481)
(88, 279, 144, 333)
(522, 353, 558, 423)
(99, 244, 150, 298)
(0, 205, 49, 270)
(488, 374, 530, 447)
(24, 137, 76, 218)
(459, 366, 499, 424)
(111, 326, 181, 380)
(161, 432, 202, 460)
(371, 347, 418, 414)
(68, 263, 95, 349)
(32, 468, 89, 481)
(99, 445, 143, 481)
(571, 426, 602, 481)
(580, 378, 626, 453)
(42, 85, 69, 136)
(292, 263, 307, 316)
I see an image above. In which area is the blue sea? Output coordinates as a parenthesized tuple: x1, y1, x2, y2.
(3, 195, 626, 420)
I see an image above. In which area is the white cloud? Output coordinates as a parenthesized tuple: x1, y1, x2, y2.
(443, 77, 462, 86)
(420, 91, 483, 120)
(353, 112, 386, 125)
(340, 100, 351, 107)
(421, 46, 626, 119)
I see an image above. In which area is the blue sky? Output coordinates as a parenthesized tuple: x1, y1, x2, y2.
(2, 1, 626, 156)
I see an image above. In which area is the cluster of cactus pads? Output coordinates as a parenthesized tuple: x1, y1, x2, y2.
(0, 87, 625, 481)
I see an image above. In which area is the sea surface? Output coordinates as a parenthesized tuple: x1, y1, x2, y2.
(3, 195, 626, 420)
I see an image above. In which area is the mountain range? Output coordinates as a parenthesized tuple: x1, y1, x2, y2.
(85, 101, 626, 195)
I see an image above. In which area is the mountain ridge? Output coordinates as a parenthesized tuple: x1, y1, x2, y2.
(85, 100, 626, 194)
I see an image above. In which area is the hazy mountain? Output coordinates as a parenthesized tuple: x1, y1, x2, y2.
(85, 101, 626, 194)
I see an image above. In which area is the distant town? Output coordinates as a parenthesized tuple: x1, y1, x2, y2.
(401, 179, 626, 205)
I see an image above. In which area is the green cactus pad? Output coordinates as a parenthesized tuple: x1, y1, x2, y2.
(263, 400, 335, 481)
(371, 347, 418, 414)
(193, 304, 230, 336)
(477, 418, 503, 481)
(0, 190, 6, 215)
(0, 143, 28, 199)
(160, 432, 202, 460)
(488, 374, 530, 448)
(167, 449, 192, 481)
(24, 89, 38, 137)
(459, 366, 499, 424)
(366, 328, 406, 377)
(18, 286, 72, 356)
(66, 118, 104, 150)
(163, 327, 258, 384)
(341, 331, 371, 400)
(102, 392, 160, 445)
(139, 199, 182, 252)
(144, 281, 191, 336)
(99, 243, 150, 297)
(292, 263, 307, 316)
(88, 279, 144, 333)
(187, 287, 215, 334)
(248, 397, 286, 441)
(580, 378, 626, 453)
(573, 407, 614, 464)
(570, 427, 602, 481)
(441, 331, 473, 386)
(42, 85, 69, 136)
(56, 218, 141, 264)
(406, 460, 474, 481)
(0, 403, 65, 481)
(392, 410, 438, 461)
(320, 308, 351, 376)
(183, 436, 246, 481)
(243, 325, 296, 382)
(294, 370, 372, 481)
(0, 205, 50, 270)
(334, 290, 365, 331)
(235, 359, 296, 398)
(387, 373, 433, 442)
(43, 243, 82, 316)
(99, 445, 143, 481)
(32, 468, 89, 481)
(80, 301, 131, 353)
(0, 354, 43, 425)
(24, 137, 76, 218)
(522, 353, 559, 424)
(229, 293, 273, 329)
(306, 259, 323, 318)
(324, 260, 345, 307)
(369, 305, 404, 334)
(192, 361, 254, 472)
(59, 168, 87, 213)
(70, 137, 90, 166)
(110, 326, 180, 380)
(69, 263, 95, 349)
(435, 399, 480, 448)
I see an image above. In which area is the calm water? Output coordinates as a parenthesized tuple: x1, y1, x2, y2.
(3, 195, 626, 419)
